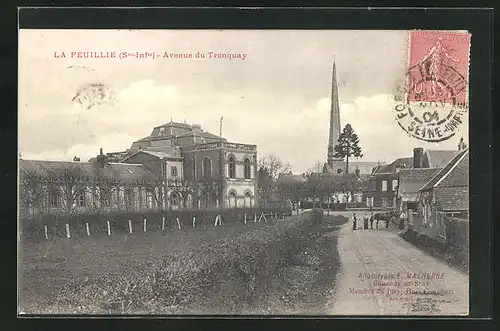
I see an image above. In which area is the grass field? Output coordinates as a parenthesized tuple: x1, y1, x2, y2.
(18, 221, 275, 313)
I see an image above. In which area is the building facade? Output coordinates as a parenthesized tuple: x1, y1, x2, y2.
(19, 121, 259, 217)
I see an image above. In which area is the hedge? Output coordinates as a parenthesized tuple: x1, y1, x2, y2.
(298, 201, 367, 210)
(40, 211, 316, 314)
(20, 206, 292, 240)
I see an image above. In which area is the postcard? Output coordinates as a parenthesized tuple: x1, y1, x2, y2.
(18, 29, 470, 315)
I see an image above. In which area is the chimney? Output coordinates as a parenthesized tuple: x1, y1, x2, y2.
(97, 148, 106, 168)
(413, 147, 424, 168)
(73, 156, 80, 162)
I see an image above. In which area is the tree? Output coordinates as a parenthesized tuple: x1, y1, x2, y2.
(46, 165, 89, 219)
(333, 123, 363, 174)
(333, 174, 363, 207)
(258, 154, 292, 180)
(257, 154, 292, 205)
(275, 175, 307, 210)
(197, 179, 221, 209)
(19, 168, 48, 219)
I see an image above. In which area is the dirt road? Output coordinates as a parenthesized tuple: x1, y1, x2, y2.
(326, 217, 469, 316)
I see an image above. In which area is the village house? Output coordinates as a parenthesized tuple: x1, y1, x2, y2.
(413, 148, 469, 242)
(19, 120, 259, 217)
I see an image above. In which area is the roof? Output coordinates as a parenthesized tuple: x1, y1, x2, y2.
(361, 176, 377, 192)
(349, 161, 381, 174)
(435, 186, 469, 211)
(124, 149, 182, 161)
(19, 159, 157, 183)
(420, 149, 469, 191)
(155, 121, 192, 129)
(398, 168, 442, 202)
(425, 150, 461, 168)
(373, 157, 413, 174)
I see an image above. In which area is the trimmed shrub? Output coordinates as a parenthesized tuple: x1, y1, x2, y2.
(19, 206, 292, 240)
(47, 211, 316, 314)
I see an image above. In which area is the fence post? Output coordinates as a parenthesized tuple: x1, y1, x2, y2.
(65, 224, 70, 239)
(254, 213, 257, 223)
(107, 220, 111, 236)
(176, 217, 181, 230)
(214, 215, 218, 227)
(192, 215, 196, 228)
(244, 213, 247, 224)
(198, 200, 201, 209)
(128, 219, 132, 234)
(143, 218, 147, 232)
(86, 222, 90, 236)
(162, 217, 165, 231)
(44, 225, 48, 240)
(216, 199, 220, 208)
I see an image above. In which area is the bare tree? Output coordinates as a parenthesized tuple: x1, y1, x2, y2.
(46, 165, 89, 219)
(87, 173, 120, 214)
(19, 167, 48, 220)
(258, 154, 292, 180)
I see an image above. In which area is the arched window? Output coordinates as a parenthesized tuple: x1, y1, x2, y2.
(244, 158, 251, 179)
(228, 191, 237, 208)
(170, 192, 180, 209)
(203, 157, 212, 180)
(244, 191, 252, 207)
(228, 156, 236, 179)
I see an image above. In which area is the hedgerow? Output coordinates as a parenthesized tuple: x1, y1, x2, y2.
(41, 211, 317, 314)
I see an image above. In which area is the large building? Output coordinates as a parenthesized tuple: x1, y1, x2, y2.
(19, 121, 258, 217)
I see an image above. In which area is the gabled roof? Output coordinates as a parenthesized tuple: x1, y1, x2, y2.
(425, 150, 461, 168)
(420, 149, 469, 191)
(155, 121, 192, 129)
(373, 157, 413, 174)
(278, 173, 307, 183)
(398, 168, 442, 202)
(19, 159, 157, 183)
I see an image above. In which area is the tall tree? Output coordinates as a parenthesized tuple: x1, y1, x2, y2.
(333, 123, 363, 174)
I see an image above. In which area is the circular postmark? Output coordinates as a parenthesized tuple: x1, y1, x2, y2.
(394, 63, 468, 143)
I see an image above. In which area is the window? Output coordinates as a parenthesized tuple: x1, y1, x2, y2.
(244, 158, 251, 179)
(50, 189, 59, 208)
(101, 189, 110, 207)
(228, 191, 237, 208)
(228, 156, 236, 179)
(124, 189, 133, 207)
(170, 192, 180, 209)
(392, 179, 398, 191)
(203, 157, 212, 180)
(159, 127, 166, 136)
(244, 191, 252, 207)
(77, 190, 85, 207)
(146, 191, 154, 209)
(381, 180, 388, 191)
(171, 166, 178, 177)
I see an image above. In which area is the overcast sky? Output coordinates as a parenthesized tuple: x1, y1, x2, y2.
(19, 29, 469, 174)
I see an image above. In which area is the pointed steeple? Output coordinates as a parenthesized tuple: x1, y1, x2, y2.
(327, 58, 342, 168)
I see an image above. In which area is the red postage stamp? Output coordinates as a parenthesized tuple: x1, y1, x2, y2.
(406, 30, 471, 105)
(394, 30, 471, 143)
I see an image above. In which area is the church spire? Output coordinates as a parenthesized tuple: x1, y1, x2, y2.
(327, 59, 342, 168)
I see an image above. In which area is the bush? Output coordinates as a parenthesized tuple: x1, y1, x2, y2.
(19, 206, 292, 240)
(47, 211, 316, 314)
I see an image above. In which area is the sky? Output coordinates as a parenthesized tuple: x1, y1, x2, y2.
(19, 29, 469, 174)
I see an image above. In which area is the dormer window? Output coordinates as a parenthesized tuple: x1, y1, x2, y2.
(159, 127, 166, 136)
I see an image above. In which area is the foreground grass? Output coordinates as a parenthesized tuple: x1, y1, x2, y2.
(19, 221, 272, 313)
(258, 214, 350, 314)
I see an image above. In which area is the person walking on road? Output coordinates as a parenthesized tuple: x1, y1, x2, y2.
(363, 215, 369, 229)
(370, 213, 374, 229)
(352, 213, 357, 230)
